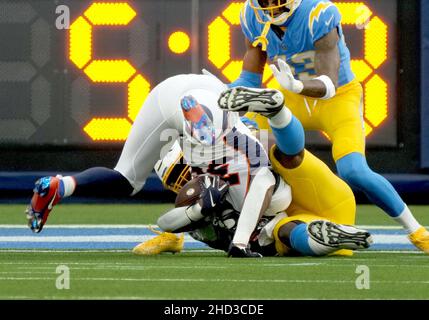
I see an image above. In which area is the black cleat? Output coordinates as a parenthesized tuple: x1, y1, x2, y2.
(218, 87, 284, 117)
(228, 244, 263, 258)
(307, 220, 373, 250)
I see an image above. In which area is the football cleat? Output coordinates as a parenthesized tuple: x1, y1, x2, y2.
(408, 227, 429, 254)
(218, 87, 284, 117)
(132, 227, 184, 255)
(26, 176, 62, 233)
(228, 244, 263, 258)
(307, 220, 373, 250)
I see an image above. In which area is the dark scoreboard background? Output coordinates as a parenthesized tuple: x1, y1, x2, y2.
(0, 0, 398, 147)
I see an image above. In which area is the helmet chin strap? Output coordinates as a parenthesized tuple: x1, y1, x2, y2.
(252, 21, 272, 51)
(252, 3, 294, 51)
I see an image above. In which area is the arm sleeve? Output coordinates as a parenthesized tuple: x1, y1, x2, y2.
(157, 204, 204, 232)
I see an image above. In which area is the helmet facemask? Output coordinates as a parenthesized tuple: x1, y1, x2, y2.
(250, 0, 301, 26)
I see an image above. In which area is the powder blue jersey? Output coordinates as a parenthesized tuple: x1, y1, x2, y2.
(240, 0, 355, 86)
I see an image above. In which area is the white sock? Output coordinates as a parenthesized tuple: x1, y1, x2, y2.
(268, 107, 292, 128)
(393, 206, 421, 234)
(60, 176, 76, 198)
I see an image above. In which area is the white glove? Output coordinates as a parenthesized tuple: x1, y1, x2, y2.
(269, 59, 304, 94)
(202, 68, 228, 89)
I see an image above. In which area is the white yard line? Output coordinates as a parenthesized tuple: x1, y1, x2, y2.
(0, 276, 428, 285)
(0, 234, 412, 244)
(0, 249, 216, 253)
(0, 235, 199, 242)
(1, 224, 427, 229)
(0, 296, 173, 300)
(0, 225, 151, 229)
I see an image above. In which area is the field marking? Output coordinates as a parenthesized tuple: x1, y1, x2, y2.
(0, 255, 426, 267)
(0, 249, 217, 253)
(0, 235, 199, 243)
(1, 263, 324, 271)
(3, 262, 429, 273)
(356, 250, 424, 254)
(0, 249, 423, 255)
(0, 296, 174, 300)
(0, 225, 151, 229)
(0, 234, 413, 244)
(1, 276, 429, 285)
(2, 266, 428, 275)
(3, 224, 427, 229)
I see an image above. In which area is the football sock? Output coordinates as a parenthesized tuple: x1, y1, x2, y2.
(66, 167, 134, 198)
(337, 153, 422, 233)
(228, 70, 263, 88)
(393, 206, 421, 234)
(289, 223, 336, 256)
(269, 108, 305, 156)
(58, 176, 76, 198)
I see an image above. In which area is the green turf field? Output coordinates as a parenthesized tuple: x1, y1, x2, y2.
(1, 204, 429, 300)
(1, 251, 429, 300)
(3, 203, 429, 225)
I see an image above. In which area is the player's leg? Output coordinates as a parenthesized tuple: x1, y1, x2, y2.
(324, 82, 429, 252)
(218, 87, 305, 157)
(270, 147, 356, 225)
(269, 146, 358, 256)
(27, 84, 175, 232)
(272, 214, 372, 257)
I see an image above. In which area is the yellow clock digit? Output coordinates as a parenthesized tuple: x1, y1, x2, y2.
(69, 2, 150, 141)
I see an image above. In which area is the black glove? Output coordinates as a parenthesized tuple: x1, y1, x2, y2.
(198, 175, 229, 216)
(228, 244, 263, 258)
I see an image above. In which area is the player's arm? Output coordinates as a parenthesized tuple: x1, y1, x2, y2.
(158, 175, 229, 233)
(229, 167, 276, 257)
(270, 29, 340, 99)
(301, 29, 340, 97)
(229, 38, 267, 88)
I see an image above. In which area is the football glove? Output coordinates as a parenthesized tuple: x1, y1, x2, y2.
(269, 59, 304, 94)
(198, 175, 229, 216)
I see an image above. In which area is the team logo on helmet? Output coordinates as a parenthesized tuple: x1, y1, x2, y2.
(181, 95, 216, 146)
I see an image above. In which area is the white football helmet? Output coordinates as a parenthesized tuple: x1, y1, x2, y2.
(180, 89, 238, 148)
(154, 141, 191, 194)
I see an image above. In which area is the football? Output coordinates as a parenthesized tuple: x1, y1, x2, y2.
(174, 175, 205, 207)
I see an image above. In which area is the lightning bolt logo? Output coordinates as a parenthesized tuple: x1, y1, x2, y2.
(309, 2, 334, 37)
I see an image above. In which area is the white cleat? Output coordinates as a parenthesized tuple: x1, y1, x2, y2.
(307, 220, 373, 250)
(218, 87, 284, 117)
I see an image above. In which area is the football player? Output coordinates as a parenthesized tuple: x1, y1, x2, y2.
(133, 139, 372, 257)
(133, 139, 293, 257)
(26, 73, 303, 257)
(229, 0, 429, 252)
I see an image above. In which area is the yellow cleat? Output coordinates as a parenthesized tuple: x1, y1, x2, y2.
(409, 227, 429, 253)
(132, 227, 184, 256)
(329, 249, 354, 257)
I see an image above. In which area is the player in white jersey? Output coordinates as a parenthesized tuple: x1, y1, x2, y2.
(133, 137, 372, 257)
(26, 73, 292, 257)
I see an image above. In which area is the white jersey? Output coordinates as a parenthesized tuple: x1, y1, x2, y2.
(115, 73, 265, 202)
(156, 130, 291, 214)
